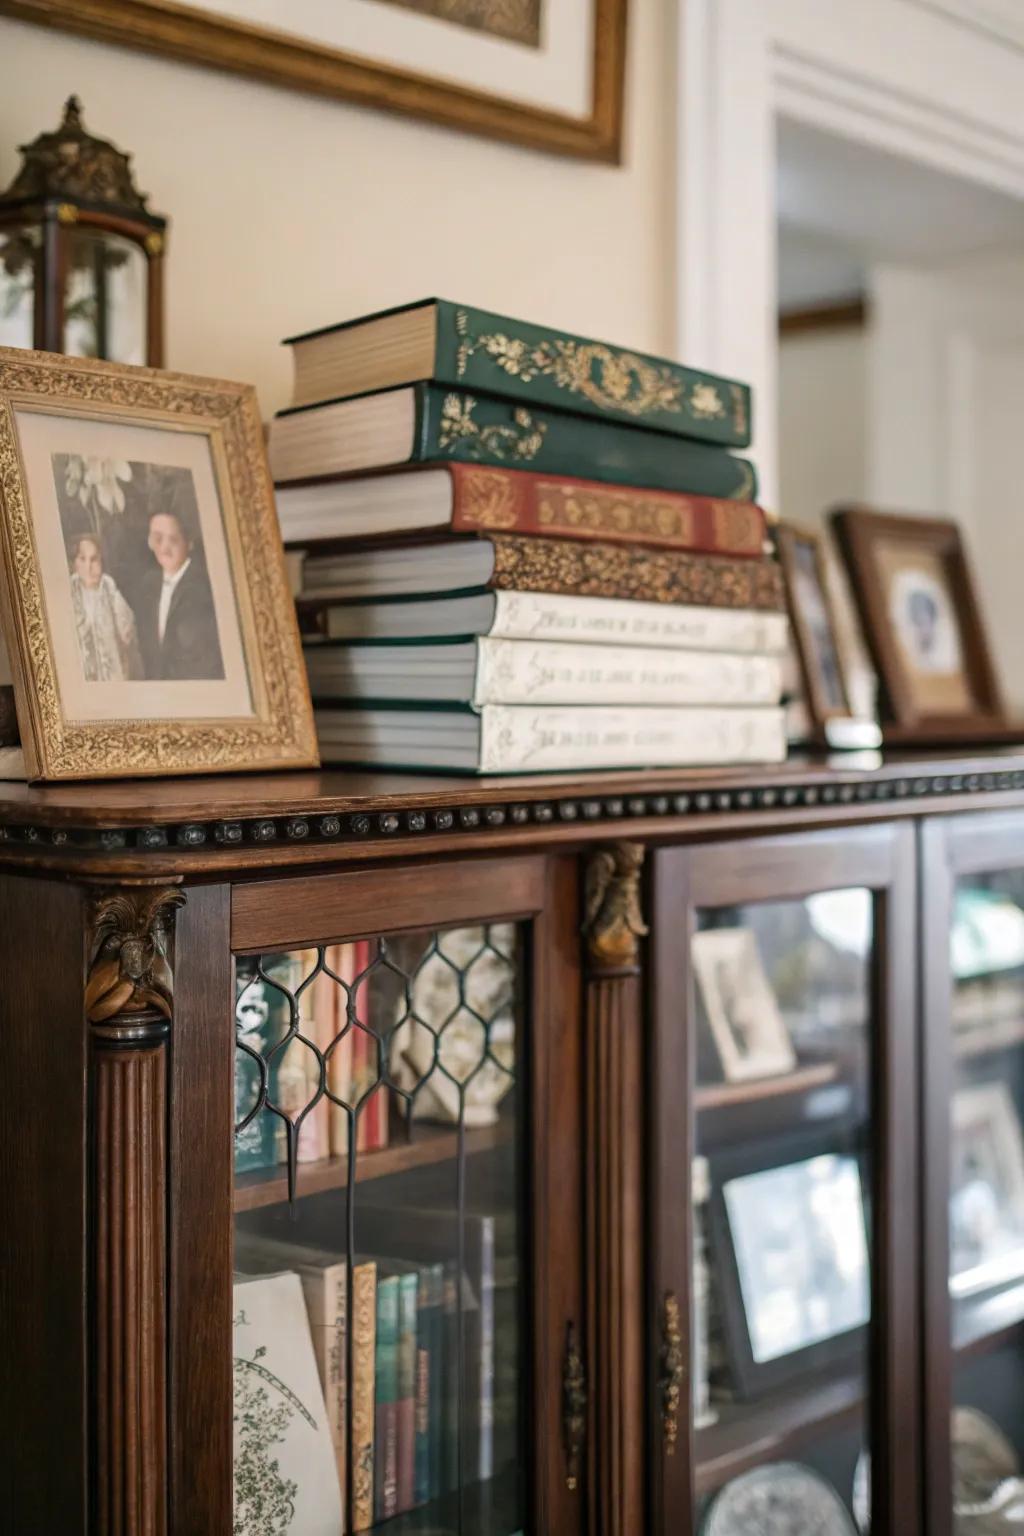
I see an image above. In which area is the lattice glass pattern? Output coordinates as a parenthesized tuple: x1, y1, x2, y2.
(235, 924, 519, 1194)
(232, 921, 526, 1536)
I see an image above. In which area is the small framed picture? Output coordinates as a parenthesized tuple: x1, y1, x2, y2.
(707, 1129, 870, 1398)
(775, 521, 853, 732)
(832, 507, 1004, 738)
(950, 1082, 1024, 1298)
(692, 926, 797, 1083)
(0, 348, 317, 779)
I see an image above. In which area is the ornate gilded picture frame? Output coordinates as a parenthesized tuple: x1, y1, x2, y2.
(0, 0, 629, 162)
(0, 347, 318, 780)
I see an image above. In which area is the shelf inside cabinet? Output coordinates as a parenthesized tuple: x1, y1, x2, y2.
(954, 1278, 1024, 1358)
(695, 1061, 841, 1113)
(233, 1119, 511, 1212)
(374, 1465, 523, 1535)
(953, 1014, 1024, 1060)
(695, 1372, 863, 1497)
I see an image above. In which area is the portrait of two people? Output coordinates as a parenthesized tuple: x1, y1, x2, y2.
(58, 454, 226, 685)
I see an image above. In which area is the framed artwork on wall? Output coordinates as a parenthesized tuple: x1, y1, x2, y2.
(0, 347, 318, 780)
(832, 506, 1006, 742)
(0, 0, 628, 162)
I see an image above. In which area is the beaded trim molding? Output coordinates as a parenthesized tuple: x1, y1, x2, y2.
(0, 768, 1022, 856)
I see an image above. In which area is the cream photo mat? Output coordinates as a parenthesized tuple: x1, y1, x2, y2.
(197, 0, 594, 116)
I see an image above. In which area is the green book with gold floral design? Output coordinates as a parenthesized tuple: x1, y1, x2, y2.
(284, 299, 752, 448)
(269, 383, 756, 501)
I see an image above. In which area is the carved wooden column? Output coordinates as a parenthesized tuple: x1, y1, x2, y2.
(582, 844, 647, 1536)
(86, 886, 185, 1536)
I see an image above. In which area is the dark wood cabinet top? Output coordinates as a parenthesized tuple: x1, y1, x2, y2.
(3, 747, 1024, 877)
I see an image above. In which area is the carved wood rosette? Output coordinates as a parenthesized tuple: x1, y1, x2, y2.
(87, 886, 185, 1536)
(582, 844, 648, 1536)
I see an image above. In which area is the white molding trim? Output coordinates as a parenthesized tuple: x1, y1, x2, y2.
(674, 0, 776, 497)
(673, 0, 1024, 510)
(773, 43, 1024, 198)
(902, 0, 1024, 54)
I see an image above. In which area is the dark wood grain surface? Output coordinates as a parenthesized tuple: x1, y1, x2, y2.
(583, 845, 647, 1536)
(0, 751, 1023, 826)
(532, 854, 587, 1536)
(167, 886, 234, 1536)
(0, 875, 88, 1533)
(1, 751, 1024, 881)
(231, 854, 547, 951)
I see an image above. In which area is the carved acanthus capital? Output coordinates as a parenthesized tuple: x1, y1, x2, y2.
(86, 886, 185, 1029)
(583, 842, 648, 972)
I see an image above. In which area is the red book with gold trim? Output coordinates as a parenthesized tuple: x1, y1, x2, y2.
(275, 462, 766, 557)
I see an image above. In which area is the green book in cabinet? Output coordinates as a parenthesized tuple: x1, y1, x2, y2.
(285, 297, 753, 447)
(374, 1274, 401, 1523)
(269, 382, 757, 500)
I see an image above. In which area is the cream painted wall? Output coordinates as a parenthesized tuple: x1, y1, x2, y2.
(0, 4, 673, 417)
(778, 327, 868, 527)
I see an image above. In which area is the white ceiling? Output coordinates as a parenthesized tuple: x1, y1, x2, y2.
(777, 116, 1024, 307)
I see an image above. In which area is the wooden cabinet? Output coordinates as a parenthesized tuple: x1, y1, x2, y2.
(5, 754, 1024, 1534)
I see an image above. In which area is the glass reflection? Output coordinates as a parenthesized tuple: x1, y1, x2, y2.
(948, 873, 1024, 1530)
(0, 226, 38, 349)
(693, 890, 872, 1532)
(64, 228, 147, 364)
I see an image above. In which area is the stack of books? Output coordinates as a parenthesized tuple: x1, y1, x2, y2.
(269, 299, 789, 774)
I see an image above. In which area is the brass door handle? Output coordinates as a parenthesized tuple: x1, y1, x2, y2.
(660, 1292, 684, 1455)
(562, 1321, 587, 1492)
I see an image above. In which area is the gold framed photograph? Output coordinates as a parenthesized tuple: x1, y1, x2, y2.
(833, 506, 1004, 741)
(692, 926, 797, 1084)
(0, 347, 318, 780)
(0, 0, 628, 162)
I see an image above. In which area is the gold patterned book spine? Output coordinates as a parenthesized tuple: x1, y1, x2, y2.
(448, 463, 766, 556)
(488, 534, 785, 611)
(352, 1260, 379, 1532)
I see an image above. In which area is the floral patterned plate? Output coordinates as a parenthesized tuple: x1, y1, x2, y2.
(702, 1463, 857, 1536)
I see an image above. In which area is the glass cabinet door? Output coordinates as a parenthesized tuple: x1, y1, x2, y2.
(923, 815, 1024, 1536)
(651, 827, 919, 1536)
(225, 856, 581, 1536)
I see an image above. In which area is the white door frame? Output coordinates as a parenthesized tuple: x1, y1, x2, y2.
(674, 0, 1024, 507)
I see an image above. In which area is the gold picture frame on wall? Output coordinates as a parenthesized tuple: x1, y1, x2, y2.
(0, 0, 629, 162)
(0, 347, 318, 780)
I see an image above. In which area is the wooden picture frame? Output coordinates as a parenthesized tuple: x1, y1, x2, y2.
(832, 506, 1005, 742)
(707, 1125, 870, 1400)
(775, 520, 855, 735)
(0, 0, 629, 163)
(0, 347, 318, 779)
